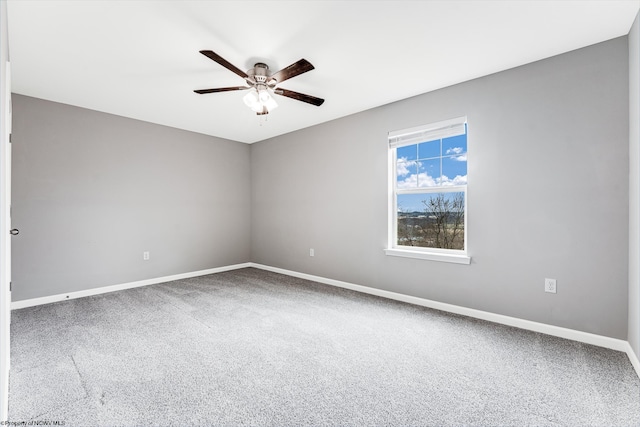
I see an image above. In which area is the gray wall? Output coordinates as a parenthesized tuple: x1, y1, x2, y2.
(11, 95, 251, 301)
(630, 12, 640, 359)
(251, 38, 630, 339)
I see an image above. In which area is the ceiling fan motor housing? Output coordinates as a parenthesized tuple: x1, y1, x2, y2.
(247, 63, 273, 88)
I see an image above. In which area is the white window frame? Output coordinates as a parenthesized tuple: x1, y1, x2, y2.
(384, 117, 471, 265)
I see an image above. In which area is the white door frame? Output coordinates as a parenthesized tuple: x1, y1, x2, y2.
(1, 58, 12, 422)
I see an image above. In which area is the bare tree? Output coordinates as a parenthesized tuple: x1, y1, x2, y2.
(422, 193, 464, 249)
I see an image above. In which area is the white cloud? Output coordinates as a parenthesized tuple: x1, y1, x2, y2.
(396, 158, 420, 176)
(438, 174, 467, 186)
(445, 147, 467, 162)
(397, 173, 417, 189)
(397, 173, 467, 189)
(396, 162, 411, 176)
(397, 173, 437, 189)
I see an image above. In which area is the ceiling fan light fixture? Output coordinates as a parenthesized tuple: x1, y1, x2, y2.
(243, 90, 259, 108)
(258, 88, 271, 103)
(262, 91, 278, 112)
(243, 88, 277, 114)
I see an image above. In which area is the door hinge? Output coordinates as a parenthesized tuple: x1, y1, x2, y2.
(9, 133, 11, 143)
(9, 282, 12, 292)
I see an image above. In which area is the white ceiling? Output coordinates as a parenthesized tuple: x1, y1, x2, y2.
(7, 1, 640, 144)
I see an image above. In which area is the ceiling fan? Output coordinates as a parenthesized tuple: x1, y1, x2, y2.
(194, 50, 325, 115)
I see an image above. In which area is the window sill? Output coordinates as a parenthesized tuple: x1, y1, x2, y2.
(384, 248, 471, 265)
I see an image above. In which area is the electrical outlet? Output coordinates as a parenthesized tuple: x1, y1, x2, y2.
(309, 248, 315, 257)
(143, 251, 150, 261)
(545, 278, 556, 294)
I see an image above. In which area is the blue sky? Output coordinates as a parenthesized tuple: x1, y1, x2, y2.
(396, 133, 467, 212)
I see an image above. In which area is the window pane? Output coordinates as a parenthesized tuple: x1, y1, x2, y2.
(417, 158, 440, 187)
(397, 192, 465, 250)
(442, 133, 467, 158)
(396, 144, 417, 161)
(441, 156, 467, 186)
(396, 160, 417, 189)
(418, 139, 440, 159)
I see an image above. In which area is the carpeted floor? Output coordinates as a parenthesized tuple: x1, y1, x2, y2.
(7, 268, 640, 426)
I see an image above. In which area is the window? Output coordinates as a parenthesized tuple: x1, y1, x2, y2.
(385, 117, 470, 264)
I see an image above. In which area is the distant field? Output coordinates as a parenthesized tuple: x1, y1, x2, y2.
(397, 215, 464, 250)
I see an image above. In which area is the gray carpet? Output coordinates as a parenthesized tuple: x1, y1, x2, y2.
(7, 268, 640, 426)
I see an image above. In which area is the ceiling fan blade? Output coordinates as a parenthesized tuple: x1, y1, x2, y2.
(269, 59, 315, 84)
(274, 88, 325, 106)
(199, 50, 248, 79)
(194, 86, 249, 94)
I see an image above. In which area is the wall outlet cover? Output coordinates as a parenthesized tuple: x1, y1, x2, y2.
(545, 278, 557, 293)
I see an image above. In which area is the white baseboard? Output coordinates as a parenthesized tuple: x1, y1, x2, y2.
(626, 342, 640, 378)
(10, 263, 252, 310)
(250, 263, 631, 354)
